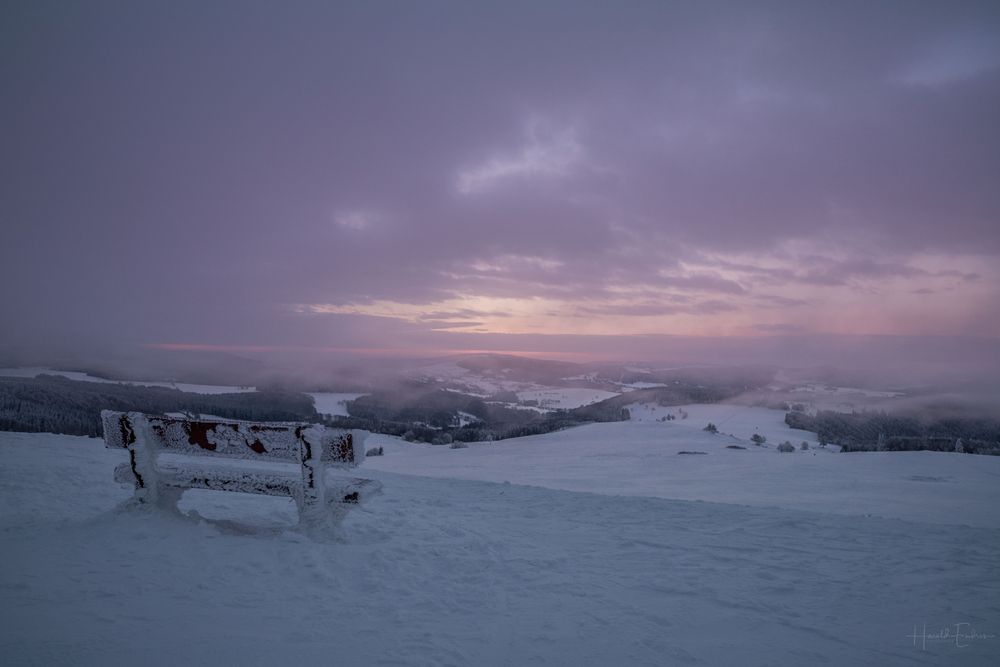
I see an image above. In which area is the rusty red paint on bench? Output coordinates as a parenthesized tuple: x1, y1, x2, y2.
(182, 421, 218, 451)
(102, 412, 358, 464)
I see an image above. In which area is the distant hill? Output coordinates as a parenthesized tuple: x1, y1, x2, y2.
(329, 373, 758, 444)
(451, 353, 583, 384)
(0, 375, 317, 438)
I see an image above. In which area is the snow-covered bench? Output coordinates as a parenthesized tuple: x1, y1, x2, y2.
(101, 410, 374, 527)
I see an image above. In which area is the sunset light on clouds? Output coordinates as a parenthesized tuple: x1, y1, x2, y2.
(2, 0, 998, 363)
(297, 242, 998, 339)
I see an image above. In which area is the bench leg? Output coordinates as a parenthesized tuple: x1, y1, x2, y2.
(297, 426, 328, 527)
(118, 412, 162, 505)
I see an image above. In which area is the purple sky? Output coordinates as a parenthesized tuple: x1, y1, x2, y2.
(2, 1, 999, 364)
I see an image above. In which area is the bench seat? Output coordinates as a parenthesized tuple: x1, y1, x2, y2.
(112, 459, 379, 504)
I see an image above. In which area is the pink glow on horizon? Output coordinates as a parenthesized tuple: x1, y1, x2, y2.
(142, 342, 597, 362)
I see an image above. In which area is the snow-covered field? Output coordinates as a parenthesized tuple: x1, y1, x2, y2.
(2, 417, 999, 665)
(406, 360, 515, 396)
(627, 402, 822, 443)
(791, 383, 905, 399)
(405, 360, 621, 409)
(309, 392, 364, 418)
(515, 387, 620, 409)
(365, 405, 1000, 529)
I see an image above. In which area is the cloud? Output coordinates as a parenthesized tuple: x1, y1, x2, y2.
(455, 121, 584, 195)
(652, 272, 746, 295)
(751, 323, 805, 334)
(415, 320, 485, 330)
(333, 209, 377, 230)
(752, 294, 809, 308)
(576, 299, 738, 317)
(2, 1, 999, 358)
(468, 254, 565, 274)
(685, 247, 987, 292)
(898, 29, 1000, 86)
(416, 309, 513, 321)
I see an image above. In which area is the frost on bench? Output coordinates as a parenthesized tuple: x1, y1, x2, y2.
(100, 410, 372, 529)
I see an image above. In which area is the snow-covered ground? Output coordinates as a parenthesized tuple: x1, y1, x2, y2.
(790, 383, 905, 399)
(0, 367, 255, 395)
(309, 392, 364, 418)
(405, 361, 621, 409)
(515, 387, 620, 409)
(627, 403, 823, 444)
(617, 381, 668, 389)
(365, 406, 1000, 529)
(406, 360, 516, 396)
(2, 423, 998, 665)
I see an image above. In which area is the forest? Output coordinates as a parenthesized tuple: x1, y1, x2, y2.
(0, 375, 317, 437)
(784, 409, 1000, 455)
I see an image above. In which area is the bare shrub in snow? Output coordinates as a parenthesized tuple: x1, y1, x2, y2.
(777, 442, 795, 453)
(703, 422, 718, 433)
(366, 446, 384, 457)
(751, 434, 766, 445)
(800, 441, 809, 451)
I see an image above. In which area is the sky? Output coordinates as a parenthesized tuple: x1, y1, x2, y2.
(2, 1, 999, 366)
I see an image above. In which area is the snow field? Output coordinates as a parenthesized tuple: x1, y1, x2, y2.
(365, 406, 1000, 529)
(2, 423, 999, 666)
(515, 387, 621, 410)
(309, 392, 364, 418)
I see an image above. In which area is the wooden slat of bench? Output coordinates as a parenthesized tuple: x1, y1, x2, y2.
(151, 416, 301, 461)
(113, 462, 296, 497)
(101, 411, 358, 466)
(113, 463, 379, 504)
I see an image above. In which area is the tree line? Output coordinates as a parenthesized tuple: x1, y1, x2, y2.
(784, 409, 1000, 455)
(0, 375, 317, 438)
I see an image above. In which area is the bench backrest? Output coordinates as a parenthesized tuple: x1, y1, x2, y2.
(101, 410, 358, 466)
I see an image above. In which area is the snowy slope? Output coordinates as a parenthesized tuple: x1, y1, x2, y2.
(309, 392, 364, 418)
(403, 359, 621, 409)
(365, 405, 1000, 529)
(1, 430, 998, 665)
(515, 387, 620, 409)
